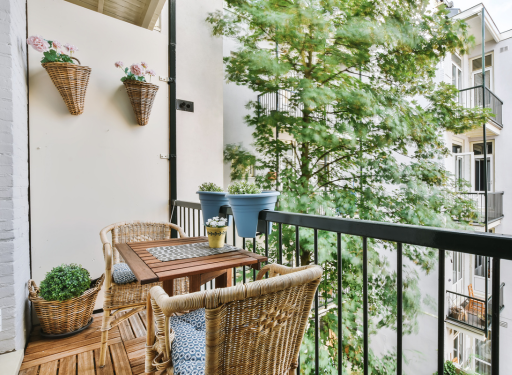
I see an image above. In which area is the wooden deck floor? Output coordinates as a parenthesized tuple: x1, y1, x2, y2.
(19, 311, 162, 375)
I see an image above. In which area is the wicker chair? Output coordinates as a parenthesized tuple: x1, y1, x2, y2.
(145, 263, 323, 375)
(99, 221, 188, 367)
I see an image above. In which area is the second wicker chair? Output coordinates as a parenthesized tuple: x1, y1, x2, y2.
(145, 263, 323, 375)
(98, 221, 188, 367)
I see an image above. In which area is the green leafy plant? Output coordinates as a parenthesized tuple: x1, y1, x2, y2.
(198, 182, 224, 192)
(433, 360, 461, 375)
(39, 264, 91, 302)
(228, 181, 262, 195)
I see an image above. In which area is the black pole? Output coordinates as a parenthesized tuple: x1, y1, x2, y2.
(491, 257, 501, 375)
(397, 243, 403, 374)
(275, 40, 280, 191)
(169, 0, 177, 237)
(438, 250, 445, 375)
(482, 8, 489, 336)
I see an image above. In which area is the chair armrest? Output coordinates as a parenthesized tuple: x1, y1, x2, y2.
(256, 264, 314, 280)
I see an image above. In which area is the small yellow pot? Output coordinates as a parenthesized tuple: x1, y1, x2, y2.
(206, 226, 228, 248)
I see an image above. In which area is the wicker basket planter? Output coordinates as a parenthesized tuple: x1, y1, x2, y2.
(29, 274, 104, 338)
(123, 80, 159, 126)
(42, 58, 91, 115)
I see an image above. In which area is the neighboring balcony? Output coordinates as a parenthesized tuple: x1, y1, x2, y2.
(446, 283, 505, 332)
(458, 85, 503, 136)
(459, 191, 504, 225)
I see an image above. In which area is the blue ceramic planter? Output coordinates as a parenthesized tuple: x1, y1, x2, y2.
(197, 191, 232, 226)
(227, 191, 280, 238)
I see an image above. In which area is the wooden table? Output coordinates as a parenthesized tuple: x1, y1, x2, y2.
(115, 237, 268, 295)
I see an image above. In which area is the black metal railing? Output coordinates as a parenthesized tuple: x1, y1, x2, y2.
(459, 191, 504, 223)
(458, 86, 503, 127)
(172, 199, 511, 375)
(446, 290, 491, 331)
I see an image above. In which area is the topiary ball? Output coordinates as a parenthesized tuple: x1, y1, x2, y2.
(39, 264, 91, 302)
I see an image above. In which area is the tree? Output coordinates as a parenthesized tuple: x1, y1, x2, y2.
(208, 0, 490, 373)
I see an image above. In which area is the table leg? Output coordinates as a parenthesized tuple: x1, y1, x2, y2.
(162, 279, 174, 296)
(189, 275, 202, 293)
(215, 268, 233, 289)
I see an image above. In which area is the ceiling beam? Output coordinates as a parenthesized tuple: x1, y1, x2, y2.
(139, 0, 166, 29)
(97, 0, 104, 13)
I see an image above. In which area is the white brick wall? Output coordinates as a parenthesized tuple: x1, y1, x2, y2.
(0, 0, 31, 353)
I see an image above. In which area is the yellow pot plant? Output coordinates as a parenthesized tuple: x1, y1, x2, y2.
(205, 216, 229, 248)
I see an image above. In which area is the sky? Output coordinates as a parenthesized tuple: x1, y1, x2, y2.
(454, 0, 512, 32)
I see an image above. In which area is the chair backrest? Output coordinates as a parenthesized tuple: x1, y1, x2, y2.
(147, 264, 322, 375)
(468, 284, 474, 298)
(100, 221, 186, 264)
(205, 265, 322, 374)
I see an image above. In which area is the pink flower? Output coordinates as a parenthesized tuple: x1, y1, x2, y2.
(141, 62, 148, 69)
(27, 35, 50, 53)
(130, 63, 144, 76)
(115, 61, 124, 68)
(63, 44, 78, 54)
(52, 40, 62, 49)
(146, 69, 156, 76)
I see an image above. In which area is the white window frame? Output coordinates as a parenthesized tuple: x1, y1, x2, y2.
(470, 141, 495, 193)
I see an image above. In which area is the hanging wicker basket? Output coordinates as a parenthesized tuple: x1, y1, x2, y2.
(28, 274, 104, 338)
(42, 57, 91, 115)
(123, 80, 159, 126)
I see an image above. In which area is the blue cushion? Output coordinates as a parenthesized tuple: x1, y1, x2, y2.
(112, 263, 137, 284)
(170, 308, 206, 375)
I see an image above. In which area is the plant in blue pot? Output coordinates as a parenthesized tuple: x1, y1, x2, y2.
(197, 182, 231, 226)
(227, 181, 280, 238)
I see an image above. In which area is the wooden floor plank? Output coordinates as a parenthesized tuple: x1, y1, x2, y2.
(20, 337, 122, 370)
(19, 366, 39, 375)
(128, 313, 146, 338)
(38, 360, 58, 375)
(77, 351, 95, 375)
(59, 355, 77, 375)
(110, 342, 133, 375)
(93, 348, 114, 375)
(118, 316, 136, 341)
(23, 331, 121, 362)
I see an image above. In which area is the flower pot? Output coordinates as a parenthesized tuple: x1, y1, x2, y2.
(28, 274, 105, 337)
(123, 80, 159, 126)
(42, 59, 91, 115)
(227, 191, 280, 238)
(206, 226, 228, 248)
(197, 191, 232, 226)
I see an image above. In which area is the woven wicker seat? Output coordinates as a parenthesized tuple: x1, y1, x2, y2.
(99, 221, 188, 367)
(145, 263, 323, 375)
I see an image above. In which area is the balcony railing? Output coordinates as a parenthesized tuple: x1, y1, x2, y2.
(172, 199, 512, 375)
(446, 283, 504, 332)
(458, 86, 503, 127)
(459, 191, 504, 224)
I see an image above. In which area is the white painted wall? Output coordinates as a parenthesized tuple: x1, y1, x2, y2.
(28, 0, 223, 310)
(0, 0, 31, 353)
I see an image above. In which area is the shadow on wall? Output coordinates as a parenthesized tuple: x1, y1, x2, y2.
(111, 85, 139, 127)
(32, 68, 70, 117)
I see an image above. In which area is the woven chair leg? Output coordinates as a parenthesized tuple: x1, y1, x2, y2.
(99, 309, 111, 367)
(288, 369, 297, 375)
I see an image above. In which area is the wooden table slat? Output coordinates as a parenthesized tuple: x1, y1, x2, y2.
(155, 257, 259, 279)
(115, 243, 159, 284)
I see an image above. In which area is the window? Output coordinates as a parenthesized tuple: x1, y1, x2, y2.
(472, 142, 494, 192)
(474, 255, 491, 278)
(475, 338, 492, 374)
(472, 54, 493, 72)
(473, 142, 493, 155)
(453, 252, 462, 285)
(452, 64, 462, 89)
(453, 332, 464, 365)
(452, 144, 462, 154)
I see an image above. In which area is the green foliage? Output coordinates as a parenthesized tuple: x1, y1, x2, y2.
(208, 0, 485, 373)
(40, 47, 74, 64)
(224, 143, 256, 181)
(120, 67, 147, 83)
(228, 181, 262, 194)
(433, 360, 461, 375)
(198, 182, 224, 192)
(39, 264, 91, 302)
